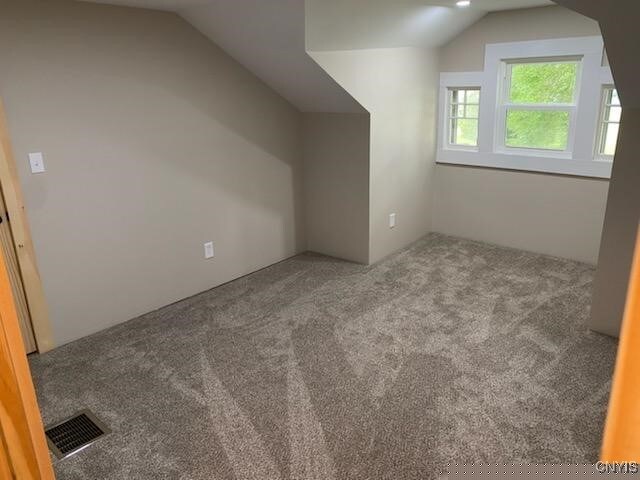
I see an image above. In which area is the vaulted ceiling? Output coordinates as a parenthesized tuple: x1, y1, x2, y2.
(306, 0, 553, 51)
(79, 0, 554, 111)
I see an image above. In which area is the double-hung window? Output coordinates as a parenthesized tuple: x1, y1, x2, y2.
(447, 88, 480, 148)
(437, 36, 617, 178)
(596, 87, 621, 159)
(498, 58, 580, 155)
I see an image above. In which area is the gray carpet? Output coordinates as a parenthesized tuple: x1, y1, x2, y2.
(29, 233, 618, 479)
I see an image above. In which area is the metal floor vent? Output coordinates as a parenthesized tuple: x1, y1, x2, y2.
(45, 410, 110, 459)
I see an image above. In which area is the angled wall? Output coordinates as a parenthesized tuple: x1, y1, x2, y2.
(302, 113, 370, 264)
(554, 0, 640, 336)
(179, 0, 364, 113)
(309, 48, 439, 263)
(0, 0, 304, 346)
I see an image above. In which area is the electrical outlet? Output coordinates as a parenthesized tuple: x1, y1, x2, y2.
(204, 242, 214, 259)
(389, 213, 396, 228)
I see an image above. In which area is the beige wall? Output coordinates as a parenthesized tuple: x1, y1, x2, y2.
(440, 6, 601, 72)
(310, 48, 439, 263)
(0, 0, 304, 346)
(590, 108, 640, 335)
(554, 0, 640, 336)
(434, 5, 608, 265)
(302, 113, 370, 264)
(433, 166, 609, 264)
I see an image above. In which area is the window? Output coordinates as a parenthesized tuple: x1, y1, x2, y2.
(437, 36, 614, 178)
(447, 88, 479, 148)
(499, 59, 580, 153)
(597, 87, 621, 158)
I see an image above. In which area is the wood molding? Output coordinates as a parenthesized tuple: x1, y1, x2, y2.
(0, 429, 14, 479)
(0, 99, 54, 353)
(0, 239, 55, 479)
(601, 227, 640, 461)
(0, 189, 37, 353)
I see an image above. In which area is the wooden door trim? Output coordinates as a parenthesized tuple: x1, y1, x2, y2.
(0, 99, 54, 353)
(0, 240, 55, 479)
(601, 227, 640, 461)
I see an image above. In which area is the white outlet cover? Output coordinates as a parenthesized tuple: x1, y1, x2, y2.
(204, 242, 214, 259)
(29, 152, 46, 173)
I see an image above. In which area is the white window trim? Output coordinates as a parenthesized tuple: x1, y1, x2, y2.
(495, 57, 581, 158)
(595, 85, 620, 161)
(437, 36, 614, 179)
(439, 72, 483, 154)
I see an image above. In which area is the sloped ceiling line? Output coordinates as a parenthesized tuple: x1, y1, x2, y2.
(79, 0, 551, 112)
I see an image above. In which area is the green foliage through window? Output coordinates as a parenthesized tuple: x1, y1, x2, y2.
(503, 60, 578, 151)
(509, 61, 578, 104)
(506, 110, 570, 150)
(448, 88, 479, 147)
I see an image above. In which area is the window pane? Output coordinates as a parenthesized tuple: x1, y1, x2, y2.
(466, 90, 480, 103)
(505, 109, 570, 150)
(598, 88, 622, 157)
(509, 62, 578, 104)
(447, 88, 480, 147)
(466, 105, 479, 118)
(606, 106, 622, 122)
(602, 122, 620, 156)
(451, 103, 464, 118)
(450, 118, 478, 146)
(611, 89, 620, 106)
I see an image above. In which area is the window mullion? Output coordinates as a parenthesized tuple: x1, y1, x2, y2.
(503, 103, 575, 111)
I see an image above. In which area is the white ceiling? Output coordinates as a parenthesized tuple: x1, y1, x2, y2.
(429, 0, 553, 8)
(80, 0, 205, 10)
(306, 0, 554, 51)
(81, 0, 553, 12)
(78, 0, 555, 111)
(181, 0, 364, 113)
(307, 1, 483, 51)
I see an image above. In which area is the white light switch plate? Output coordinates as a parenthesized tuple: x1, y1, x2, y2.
(29, 152, 46, 173)
(389, 213, 396, 228)
(204, 242, 214, 259)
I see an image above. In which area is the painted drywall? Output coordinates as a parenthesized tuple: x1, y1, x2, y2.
(0, 0, 304, 346)
(302, 113, 370, 264)
(554, 0, 640, 337)
(305, 0, 484, 51)
(179, 0, 364, 113)
(590, 108, 640, 335)
(433, 166, 609, 264)
(440, 5, 601, 72)
(309, 48, 440, 263)
(434, 5, 608, 264)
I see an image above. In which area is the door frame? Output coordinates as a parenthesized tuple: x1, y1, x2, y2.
(0, 99, 54, 353)
(601, 227, 640, 461)
(0, 235, 55, 479)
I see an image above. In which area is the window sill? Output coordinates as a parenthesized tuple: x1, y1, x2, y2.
(495, 147, 573, 160)
(436, 149, 612, 179)
(443, 146, 479, 153)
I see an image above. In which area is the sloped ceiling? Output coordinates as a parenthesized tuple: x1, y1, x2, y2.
(78, 0, 553, 111)
(306, 0, 552, 51)
(83, 0, 366, 112)
(180, 0, 364, 113)
(80, 0, 553, 13)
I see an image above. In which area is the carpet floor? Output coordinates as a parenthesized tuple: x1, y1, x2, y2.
(29, 233, 618, 479)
